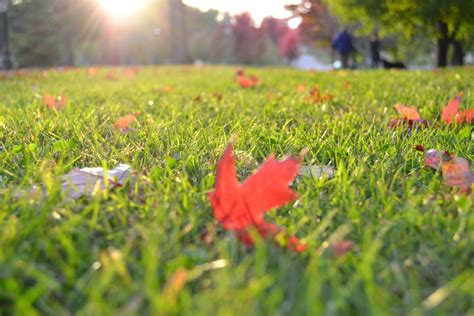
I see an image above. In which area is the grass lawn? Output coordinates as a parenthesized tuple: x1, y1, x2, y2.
(0, 66, 473, 315)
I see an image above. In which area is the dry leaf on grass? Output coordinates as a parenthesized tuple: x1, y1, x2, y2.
(299, 165, 336, 179)
(415, 145, 451, 170)
(30, 164, 132, 200)
(442, 156, 474, 195)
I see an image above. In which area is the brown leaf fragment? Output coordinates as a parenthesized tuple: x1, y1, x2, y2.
(330, 240, 354, 257)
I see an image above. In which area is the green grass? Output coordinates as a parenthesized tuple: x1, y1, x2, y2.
(0, 66, 473, 315)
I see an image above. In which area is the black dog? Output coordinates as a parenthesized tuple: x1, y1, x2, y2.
(381, 58, 406, 69)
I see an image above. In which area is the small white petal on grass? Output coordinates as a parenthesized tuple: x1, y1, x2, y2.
(299, 165, 336, 179)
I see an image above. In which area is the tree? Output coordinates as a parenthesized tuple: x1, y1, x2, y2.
(325, 0, 474, 67)
(278, 30, 300, 63)
(168, 0, 189, 64)
(231, 13, 265, 64)
(261, 16, 289, 45)
(8, 0, 99, 67)
(285, 0, 339, 46)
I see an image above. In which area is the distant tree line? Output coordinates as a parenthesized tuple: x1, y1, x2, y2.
(3, 0, 300, 68)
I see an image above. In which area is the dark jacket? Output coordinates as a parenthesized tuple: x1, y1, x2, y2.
(332, 31, 354, 54)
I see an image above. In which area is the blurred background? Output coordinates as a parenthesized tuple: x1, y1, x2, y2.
(0, 0, 473, 70)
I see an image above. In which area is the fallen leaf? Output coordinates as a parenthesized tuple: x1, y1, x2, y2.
(442, 156, 474, 195)
(43, 94, 67, 110)
(308, 85, 333, 103)
(297, 84, 307, 93)
(389, 103, 428, 129)
(299, 165, 336, 179)
(156, 86, 172, 93)
(441, 95, 462, 124)
(87, 67, 98, 76)
(441, 95, 473, 124)
(105, 70, 118, 80)
(212, 92, 223, 101)
(415, 145, 450, 170)
(237, 74, 260, 88)
(114, 114, 138, 132)
(209, 144, 306, 252)
(61, 164, 132, 200)
(235, 68, 245, 77)
(394, 103, 421, 120)
(330, 240, 354, 257)
(122, 67, 139, 78)
(460, 109, 474, 124)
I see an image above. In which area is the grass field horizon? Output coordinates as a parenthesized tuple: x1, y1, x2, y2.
(0, 66, 473, 315)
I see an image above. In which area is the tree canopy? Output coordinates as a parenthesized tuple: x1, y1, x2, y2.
(325, 0, 474, 66)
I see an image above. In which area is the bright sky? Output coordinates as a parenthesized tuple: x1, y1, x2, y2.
(183, 0, 301, 27)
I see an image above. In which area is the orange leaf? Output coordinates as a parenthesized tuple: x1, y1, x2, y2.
(209, 144, 306, 251)
(237, 75, 260, 88)
(43, 94, 56, 108)
(442, 156, 474, 194)
(114, 114, 137, 132)
(441, 95, 462, 124)
(297, 84, 307, 93)
(87, 67, 98, 76)
(308, 85, 332, 103)
(390, 104, 427, 130)
(43, 94, 67, 110)
(461, 109, 474, 124)
(157, 86, 172, 93)
(394, 103, 421, 120)
(106, 70, 118, 80)
(122, 67, 139, 78)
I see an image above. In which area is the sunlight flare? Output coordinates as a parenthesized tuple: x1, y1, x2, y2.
(98, 0, 149, 17)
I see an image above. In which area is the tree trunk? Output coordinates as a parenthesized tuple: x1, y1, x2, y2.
(436, 21, 449, 68)
(168, 0, 189, 64)
(56, 0, 74, 66)
(0, 10, 13, 69)
(451, 40, 464, 66)
(102, 19, 120, 65)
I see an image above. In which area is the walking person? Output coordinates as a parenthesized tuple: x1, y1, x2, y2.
(370, 32, 380, 68)
(332, 28, 355, 69)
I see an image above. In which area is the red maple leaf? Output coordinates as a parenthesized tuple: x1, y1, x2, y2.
(209, 144, 306, 252)
(237, 74, 260, 88)
(441, 95, 473, 124)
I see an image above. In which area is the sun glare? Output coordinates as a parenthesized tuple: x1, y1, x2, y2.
(98, 0, 148, 17)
